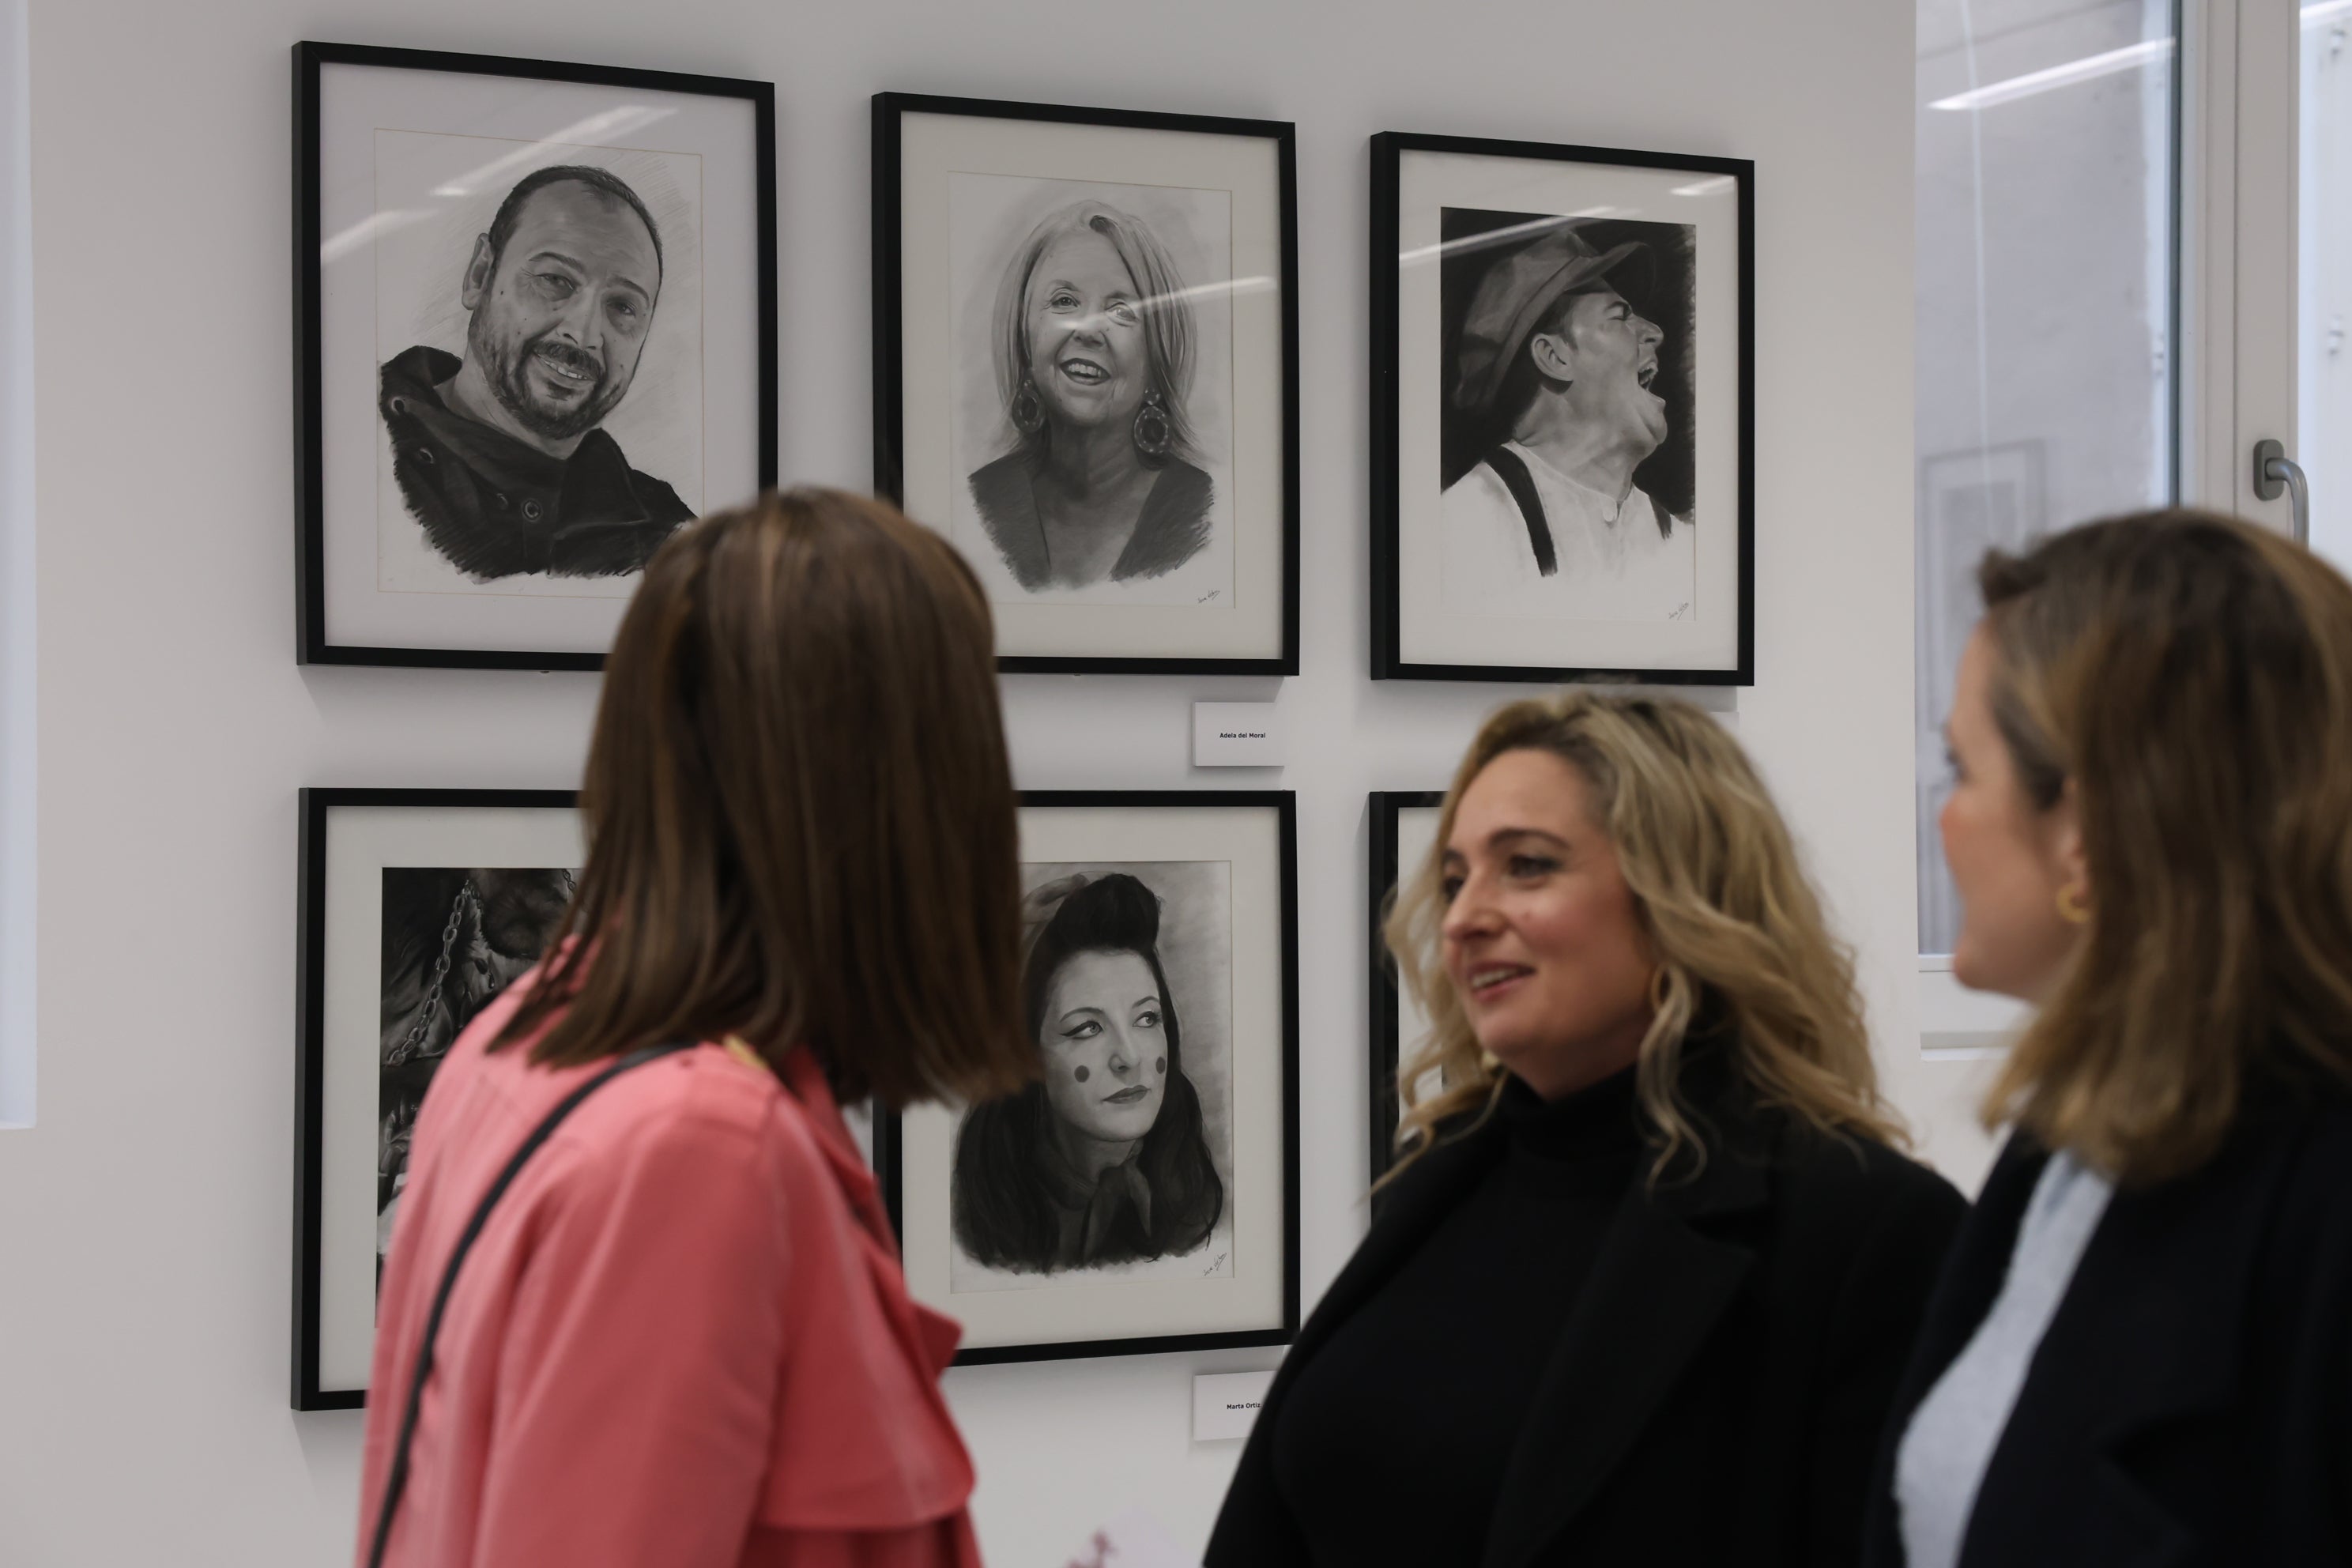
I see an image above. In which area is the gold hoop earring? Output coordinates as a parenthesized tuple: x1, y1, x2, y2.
(2056, 885, 2090, 925)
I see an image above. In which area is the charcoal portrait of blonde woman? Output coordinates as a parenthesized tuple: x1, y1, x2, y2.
(949, 864, 1236, 1289)
(948, 175, 1237, 607)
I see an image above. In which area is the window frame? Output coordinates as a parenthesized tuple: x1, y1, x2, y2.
(1912, 0, 2207, 1054)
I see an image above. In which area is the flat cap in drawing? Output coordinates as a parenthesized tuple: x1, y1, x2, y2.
(1453, 221, 1651, 415)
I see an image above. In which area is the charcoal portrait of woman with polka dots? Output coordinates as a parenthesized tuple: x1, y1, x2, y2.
(879, 792, 1295, 1363)
(950, 868, 1231, 1280)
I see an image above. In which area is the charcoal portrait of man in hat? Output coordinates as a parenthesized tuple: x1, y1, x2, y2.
(378, 164, 694, 582)
(1438, 214, 1695, 620)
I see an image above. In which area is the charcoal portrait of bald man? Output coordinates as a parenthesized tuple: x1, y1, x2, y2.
(378, 164, 693, 581)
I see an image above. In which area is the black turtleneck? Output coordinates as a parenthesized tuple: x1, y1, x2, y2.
(1268, 1067, 1647, 1566)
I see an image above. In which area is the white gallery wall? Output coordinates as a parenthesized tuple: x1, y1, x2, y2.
(0, 0, 1959, 1562)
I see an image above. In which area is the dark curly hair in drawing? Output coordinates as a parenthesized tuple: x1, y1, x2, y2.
(952, 873, 1224, 1272)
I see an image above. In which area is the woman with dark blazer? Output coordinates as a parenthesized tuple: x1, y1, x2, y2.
(1206, 692, 1965, 1568)
(1865, 511, 2352, 1567)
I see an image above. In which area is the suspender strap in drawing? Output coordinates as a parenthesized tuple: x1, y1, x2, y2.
(364, 1039, 694, 1568)
(1480, 446, 1558, 578)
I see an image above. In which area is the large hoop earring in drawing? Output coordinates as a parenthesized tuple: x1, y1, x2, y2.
(2056, 884, 2090, 925)
(1133, 389, 1173, 465)
(1011, 379, 1046, 435)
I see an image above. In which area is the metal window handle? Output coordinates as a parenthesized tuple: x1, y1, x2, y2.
(2254, 439, 2310, 545)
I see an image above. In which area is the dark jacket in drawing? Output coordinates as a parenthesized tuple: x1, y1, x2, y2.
(379, 346, 693, 581)
(967, 452, 1212, 590)
(1030, 1121, 1213, 1272)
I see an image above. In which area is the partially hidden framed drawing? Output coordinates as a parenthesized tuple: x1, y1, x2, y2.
(1369, 792, 1444, 1183)
(294, 787, 582, 1408)
(295, 43, 777, 669)
(880, 791, 1299, 1363)
(873, 93, 1300, 674)
(1371, 132, 1754, 684)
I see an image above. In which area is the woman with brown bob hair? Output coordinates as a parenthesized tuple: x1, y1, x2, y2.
(1208, 691, 1962, 1568)
(1869, 511, 2352, 1568)
(356, 490, 1032, 1568)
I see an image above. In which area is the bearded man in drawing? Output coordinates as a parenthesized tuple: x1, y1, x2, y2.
(1442, 221, 1695, 620)
(379, 164, 692, 581)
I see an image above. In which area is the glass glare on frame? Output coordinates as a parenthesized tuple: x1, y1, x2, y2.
(1913, 0, 2178, 954)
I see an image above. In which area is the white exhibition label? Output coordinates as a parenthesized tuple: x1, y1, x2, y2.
(1192, 702, 1284, 767)
(1193, 1369, 1277, 1442)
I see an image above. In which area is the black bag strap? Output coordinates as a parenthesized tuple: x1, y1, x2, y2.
(364, 1040, 694, 1568)
(1481, 445, 1558, 578)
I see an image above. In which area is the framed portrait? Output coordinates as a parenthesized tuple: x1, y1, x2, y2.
(873, 93, 1300, 674)
(293, 787, 582, 1408)
(1371, 132, 1754, 684)
(1368, 792, 1444, 1183)
(294, 43, 777, 669)
(1917, 441, 2044, 692)
(880, 791, 1299, 1363)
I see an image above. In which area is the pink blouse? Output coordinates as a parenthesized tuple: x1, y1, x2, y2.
(356, 987, 982, 1567)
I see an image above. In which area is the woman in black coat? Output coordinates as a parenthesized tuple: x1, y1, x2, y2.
(1866, 511, 2352, 1566)
(1207, 692, 1964, 1567)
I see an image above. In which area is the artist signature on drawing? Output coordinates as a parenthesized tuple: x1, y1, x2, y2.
(1668, 601, 1692, 620)
(1203, 1250, 1230, 1276)
(1198, 588, 1222, 604)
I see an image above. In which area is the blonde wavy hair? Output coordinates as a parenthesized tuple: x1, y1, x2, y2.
(1382, 690, 1902, 1181)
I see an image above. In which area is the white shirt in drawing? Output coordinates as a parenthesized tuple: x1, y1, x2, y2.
(1440, 440, 1696, 623)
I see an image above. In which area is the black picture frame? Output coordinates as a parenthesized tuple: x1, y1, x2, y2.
(1368, 791, 1444, 1183)
(878, 790, 1301, 1364)
(1370, 130, 1755, 685)
(293, 786, 578, 1411)
(293, 42, 778, 671)
(872, 92, 1302, 676)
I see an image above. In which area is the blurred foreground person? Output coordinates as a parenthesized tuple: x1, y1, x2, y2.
(1871, 511, 2352, 1566)
(356, 489, 1032, 1567)
(1208, 692, 1962, 1566)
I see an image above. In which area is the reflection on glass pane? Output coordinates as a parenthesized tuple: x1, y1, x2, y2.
(1914, 0, 2177, 954)
(2301, 1, 2352, 574)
